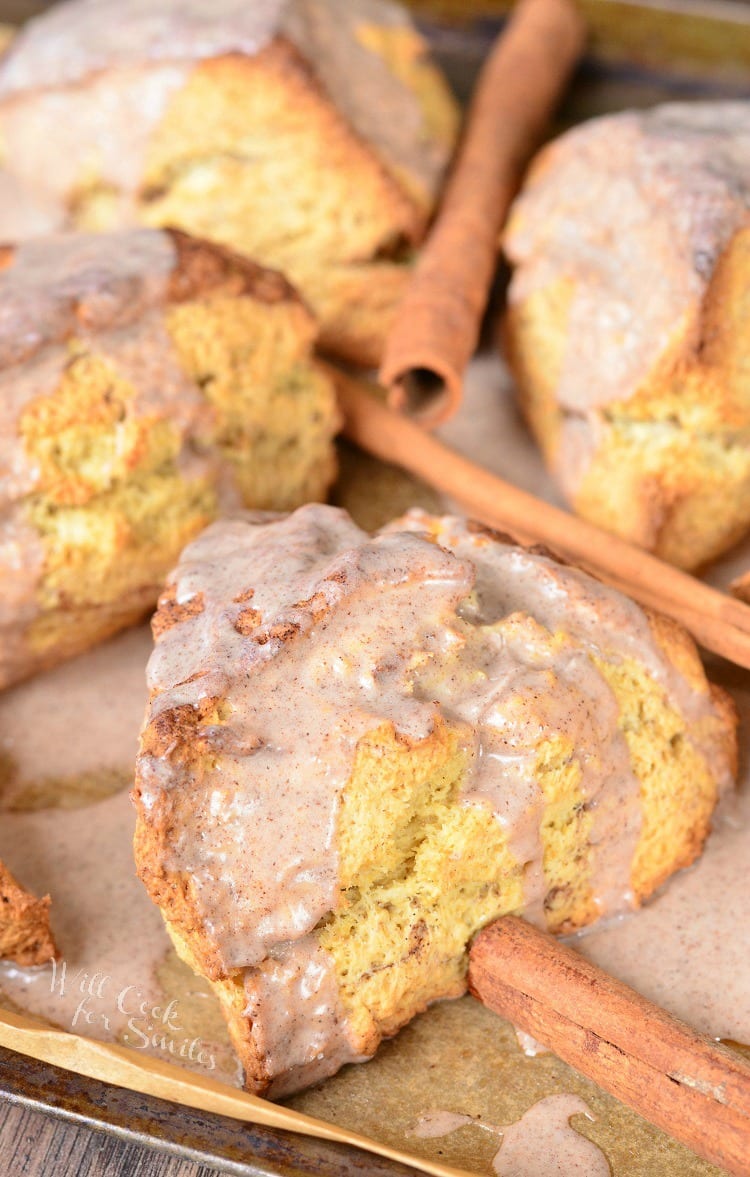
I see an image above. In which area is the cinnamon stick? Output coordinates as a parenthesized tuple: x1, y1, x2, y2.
(328, 365, 750, 670)
(469, 916, 750, 1177)
(379, 0, 585, 425)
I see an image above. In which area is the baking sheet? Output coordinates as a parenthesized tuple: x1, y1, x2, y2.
(0, 353, 746, 1177)
(1, 2, 749, 1172)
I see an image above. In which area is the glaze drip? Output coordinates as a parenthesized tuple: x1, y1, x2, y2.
(137, 504, 729, 1088)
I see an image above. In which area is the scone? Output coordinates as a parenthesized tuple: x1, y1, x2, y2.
(0, 228, 339, 689)
(0, 860, 58, 965)
(503, 102, 750, 570)
(0, 0, 459, 367)
(133, 505, 736, 1096)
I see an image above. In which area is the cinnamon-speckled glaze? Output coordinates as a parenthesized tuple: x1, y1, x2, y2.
(135, 504, 732, 1094)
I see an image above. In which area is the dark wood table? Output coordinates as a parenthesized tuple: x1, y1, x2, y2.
(0, 1101, 223, 1177)
(0, 1045, 418, 1176)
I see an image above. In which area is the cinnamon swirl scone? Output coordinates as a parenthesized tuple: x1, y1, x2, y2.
(0, 228, 338, 689)
(133, 505, 736, 1096)
(0, 0, 458, 366)
(503, 102, 750, 570)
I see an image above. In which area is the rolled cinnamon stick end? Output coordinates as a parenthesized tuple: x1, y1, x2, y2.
(469, 916, 750, 1177)
(380, 0, 585, 426)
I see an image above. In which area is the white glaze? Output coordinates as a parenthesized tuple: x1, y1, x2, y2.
(505, 103, 750, 496)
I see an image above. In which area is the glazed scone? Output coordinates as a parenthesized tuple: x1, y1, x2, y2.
(503, 102, 750, 570)
(0, 860, 58, 966)
(0, 228, 339, 690)
(0, 0, 458, 367)
(132, 505, 736, 1096)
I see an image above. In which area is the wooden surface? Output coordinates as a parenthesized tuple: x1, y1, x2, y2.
(0, 1100, 225, 1176)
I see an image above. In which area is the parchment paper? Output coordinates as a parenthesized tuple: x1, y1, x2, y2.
(0, 353, 744, 1172)
(0, 0, 747, 1159)
(0, 353, 743, 1176)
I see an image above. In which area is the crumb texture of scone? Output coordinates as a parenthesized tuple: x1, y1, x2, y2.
(503, 102, 750, 570)
(0, 859, 58, 966)
(0, 227, 339, 689)
(0, 0, 459, 366)
(132, 504, 736, 1097)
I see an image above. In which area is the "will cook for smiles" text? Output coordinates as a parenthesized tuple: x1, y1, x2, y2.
(49, 959, 216, 1070)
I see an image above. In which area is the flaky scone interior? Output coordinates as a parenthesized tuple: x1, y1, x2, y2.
(133, 505, 736, 1097)
(503, 102, 750, 570)
(0, 228, 339, 689)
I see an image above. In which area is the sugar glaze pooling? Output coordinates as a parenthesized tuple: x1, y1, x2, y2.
(413, 1095, 610, 1176)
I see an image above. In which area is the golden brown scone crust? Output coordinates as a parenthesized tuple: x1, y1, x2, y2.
(503, 102, 750, 571)
(0, 0, 458, 366)
(0, 226, 301, 364)
(0, 859, 59, 966)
